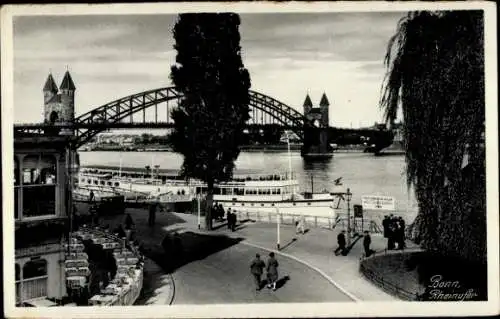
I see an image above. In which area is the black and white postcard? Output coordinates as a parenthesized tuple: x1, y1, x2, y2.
(1, 2, 498, 318)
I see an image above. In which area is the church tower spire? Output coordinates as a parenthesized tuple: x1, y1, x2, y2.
(59, 70, 76, 128)
(43, 73, 58, 105)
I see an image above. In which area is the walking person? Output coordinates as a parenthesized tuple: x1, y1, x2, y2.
(266, 252, 279, 291)
(124, 213, 135, 241)
(219, 204, 225, 221)
(363, 231, 372, 257)
(231, 211, 237, 232)
(295, 215, 305, 235)
(250, 253, 266, 291)
(387, 216, 396, 250)
(382, 215, 389, 238)
(334, 230, 347, 256)
(397, 216, 406, 249)
(227, 208, 232, 230)
(124, 213, 134, 230)
(148, 202, 157, 227)
(89, 204, 99, 226)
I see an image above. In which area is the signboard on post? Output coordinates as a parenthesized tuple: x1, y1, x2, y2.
(353, 204, 363, 218)
(361, 195, 396, 211)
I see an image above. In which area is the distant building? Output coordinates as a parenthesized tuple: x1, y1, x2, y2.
(14, 72, 79, 306)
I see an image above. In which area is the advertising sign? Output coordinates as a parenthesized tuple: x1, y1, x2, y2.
(361, 195, 396, 211)
(353, 204, 363, 218)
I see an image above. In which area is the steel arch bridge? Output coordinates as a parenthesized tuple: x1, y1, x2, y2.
(31, 87, 308, 148)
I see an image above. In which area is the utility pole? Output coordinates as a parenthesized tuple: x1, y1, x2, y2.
(346, 188, 352, 246)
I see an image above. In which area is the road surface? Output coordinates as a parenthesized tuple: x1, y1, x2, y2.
(171, 242, 353, 304)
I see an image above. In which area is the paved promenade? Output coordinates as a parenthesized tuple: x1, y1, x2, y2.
(173, 213, 400, 302)
(172, 242, 352, 304)
(99, 208, 403, 304)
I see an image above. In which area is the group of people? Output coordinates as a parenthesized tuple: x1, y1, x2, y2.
(382, 214, 406, 250)
(211, 203, 226, 221)
(250, 252, 280, 291)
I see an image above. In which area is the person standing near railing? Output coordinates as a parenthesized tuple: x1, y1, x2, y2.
(334, 230, 347, 256)
(227, 208, 232, 230)
(363, 230, 373, 257)
(295, 215, 305, 234)
(148, 202, 156, 226)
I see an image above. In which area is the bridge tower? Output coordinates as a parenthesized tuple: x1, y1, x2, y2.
(43, 71, 76, 134)
(319, 92, 329, 128)
(301, 92, 331, 158)
(303, 93, 313, 118)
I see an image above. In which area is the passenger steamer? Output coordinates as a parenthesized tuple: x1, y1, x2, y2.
(76, 168, 348, 219)
(75, 171, 195, 203)
(210, 173, 346, 219)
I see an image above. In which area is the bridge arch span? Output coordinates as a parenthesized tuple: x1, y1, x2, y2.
(74, 87, 307, 148)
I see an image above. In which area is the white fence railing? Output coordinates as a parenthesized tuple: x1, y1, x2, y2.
(233, 210, 384, 233)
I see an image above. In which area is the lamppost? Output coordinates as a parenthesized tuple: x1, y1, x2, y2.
(197, 193, 201, 230)
(346, 188, 352, 246)
(276, 206, 280, 250)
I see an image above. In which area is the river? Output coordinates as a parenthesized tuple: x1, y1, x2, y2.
(78, 151, 419, 221)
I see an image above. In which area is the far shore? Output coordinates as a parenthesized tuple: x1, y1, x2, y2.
(79, 144, 370, 153)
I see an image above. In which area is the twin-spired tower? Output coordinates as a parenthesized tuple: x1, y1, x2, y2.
(42, 71, 76, 132)
(302, 93, 331, 156)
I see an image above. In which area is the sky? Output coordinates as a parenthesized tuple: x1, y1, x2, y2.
(13, 12, 406, 128)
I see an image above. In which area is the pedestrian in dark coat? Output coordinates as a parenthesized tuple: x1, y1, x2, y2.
(89, 204, 99, 226)
(334, 230, 347, 256)
(250, 253, 266, 291)
(231, 212, 237, 232)
(382, 215, 389, 238)
(363, 231, 372, 257)
(124, 213, 134, 230)
(397, 217, 406, 249)
(266, 252, 279, 291)
(218, 204, 225, 221)
(227, 208, 232, 230)
(148, 203, 157, 226)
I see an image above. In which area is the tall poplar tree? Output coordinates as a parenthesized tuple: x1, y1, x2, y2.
(169, 13, 251, 230)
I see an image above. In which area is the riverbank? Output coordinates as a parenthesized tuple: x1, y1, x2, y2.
(79, 144, 370, 153)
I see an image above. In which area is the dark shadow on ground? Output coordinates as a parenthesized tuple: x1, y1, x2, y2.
(234, 224, 248, 231)
(275, 275, 291, 290)
(280, 238, 297, 251)
(155, 231, 244, 273)
(344, 234, 363, 255)
(74, 205, 243, 275)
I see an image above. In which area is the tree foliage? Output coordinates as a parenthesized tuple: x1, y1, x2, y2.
(381, 11, 486, 263)
(169, 13, 251, 229)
